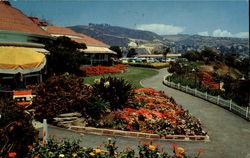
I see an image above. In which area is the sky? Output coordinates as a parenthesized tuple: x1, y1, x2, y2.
(11, 0, 249, 38)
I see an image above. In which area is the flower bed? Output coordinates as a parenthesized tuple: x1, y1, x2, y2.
(198, 72, 220, 90)
(27, 137, 204, 158)
(96, 88, 207, 137)
(80, 66, 121, 75)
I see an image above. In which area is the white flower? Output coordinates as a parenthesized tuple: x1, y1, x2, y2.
(94, 78, 100, 84)
(59, 154, 65, 157)
(104, 81, 110, 88)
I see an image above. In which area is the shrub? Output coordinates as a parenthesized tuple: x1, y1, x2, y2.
(0, 99, 37, 158)
(86, 96, 110, 120)
(32, 73, 91, 122)
(92, 77, 133, 110)
(80, 66, 121, 76)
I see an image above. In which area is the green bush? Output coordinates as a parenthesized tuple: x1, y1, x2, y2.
(0, 99, 37, 158)
(32, 73, 91, 122)
(92, 77, 133, 110)
(86, 96, 110, 120)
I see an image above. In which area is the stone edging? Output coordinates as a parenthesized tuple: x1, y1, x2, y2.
(69, 126, 210, 142)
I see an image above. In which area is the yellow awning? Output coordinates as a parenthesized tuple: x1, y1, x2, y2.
(0, 47, 46, 74)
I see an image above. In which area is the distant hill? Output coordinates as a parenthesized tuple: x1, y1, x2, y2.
(68, 24, 249, 57)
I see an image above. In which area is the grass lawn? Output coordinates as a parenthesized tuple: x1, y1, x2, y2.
(83, 67, 158, 88)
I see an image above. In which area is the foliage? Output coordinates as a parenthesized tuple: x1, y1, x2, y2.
(92, 77, 133, 110)
(127, 48, 137, 58)
(86, 96, 110, 120)
(32, 73, 91, 122)
(126, 62, 169, 69)
(181, 51, 201, 62)
(0, 99, 37, 158)
(44, 36, 90, 76)
(109, 46, 123, 59)
(28, 137, 203, 158)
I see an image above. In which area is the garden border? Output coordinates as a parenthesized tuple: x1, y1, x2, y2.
(69, 126, 210, 142)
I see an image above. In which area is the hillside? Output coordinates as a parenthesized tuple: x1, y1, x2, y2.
(68, 24, 249, 57)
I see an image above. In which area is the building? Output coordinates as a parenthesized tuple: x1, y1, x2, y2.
(138, 54, 182, 61)
(0, 1, 51, 53)
(46, 25, 116, 65)
(0, 1, 52, 88)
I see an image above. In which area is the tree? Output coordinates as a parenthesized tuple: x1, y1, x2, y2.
(162, 47, 171, 61)
(182, 51, 201, 61)
(200, 48, 220, 63)
(109, 46, 123, 58)
(127, 48, 137, 57)
(44, 36, 89, 76)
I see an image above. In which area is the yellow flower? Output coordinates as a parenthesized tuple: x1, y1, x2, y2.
(94, 79, 100, 84)
(59, 154, 65, 157)
(176, 147, 185, 153)
(72, 153, 77, 157)
(104, 81, 110, 88)
(94, 149, 101, 153)
(149, 145, 156, 150)
(89, 152, 95, 156)
(108, 137, 112, 140)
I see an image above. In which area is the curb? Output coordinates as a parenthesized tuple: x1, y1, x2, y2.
(69, 126, 210, 142)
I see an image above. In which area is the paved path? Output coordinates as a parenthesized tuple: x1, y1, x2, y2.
(39, 68, 250, 158)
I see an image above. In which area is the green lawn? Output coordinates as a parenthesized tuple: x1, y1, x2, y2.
(83, 67, 158, 88)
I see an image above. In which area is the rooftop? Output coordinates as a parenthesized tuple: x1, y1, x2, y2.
(0, 2, 49, 36)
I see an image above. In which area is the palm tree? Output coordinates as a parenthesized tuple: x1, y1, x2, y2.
(162, 47, 171, 62)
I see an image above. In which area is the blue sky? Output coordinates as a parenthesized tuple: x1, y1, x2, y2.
(11, 0, 249, 38)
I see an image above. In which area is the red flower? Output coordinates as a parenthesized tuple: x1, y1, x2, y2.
(197, 149, 203, 153)
(27, 145, 33, 149)
(142, 142, 150, 146)
(176, 153, 183, 158)
(171, 144, 177, 148)
(34, 156, 39, 158)
(8, 152, 17, 157)
(155, 144, 161, 147)
(49, 134, 56, 137)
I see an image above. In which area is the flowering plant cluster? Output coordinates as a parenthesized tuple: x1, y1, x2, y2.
(80, 66, 121, 75)
(109, 88, 206, 136)
(198, 72, 220, 90)
(113, 64, 129, 71)
(26, 137, 203, 158)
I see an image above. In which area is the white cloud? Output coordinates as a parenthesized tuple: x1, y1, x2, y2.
(234, 32, 249, 38)
(197, 31, 209, 36)
(135, 24, 185, 35)
(195, 29, 250, 38)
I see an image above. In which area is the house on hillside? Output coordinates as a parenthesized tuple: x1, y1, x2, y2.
(0, 1, 51, 88)
(46, 25, 117, 65)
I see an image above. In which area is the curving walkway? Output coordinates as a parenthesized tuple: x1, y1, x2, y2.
(141, 68, 250, 158)
(39, 68, 250, 158)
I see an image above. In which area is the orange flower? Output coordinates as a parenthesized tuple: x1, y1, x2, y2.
(149, 138, 155, 142)
(40, 142, 48, 145)
(34, 156, 39, 158)
(171, 144, 177, 148)
(176, 153, 183, 158)
(109, 144, 113, 146)
(8, 152, 17, 157)
(142, 142, 150, 146)
(49, 134, 56, 137)
(197, 149, 203, 153)
(148, 145, 155, 150)
(27, 145, 33, 149)
(15, 121, 22, 126)
(176, 147, 185, 153)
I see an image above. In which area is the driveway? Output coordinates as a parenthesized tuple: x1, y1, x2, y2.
(38, 68, 250, 158)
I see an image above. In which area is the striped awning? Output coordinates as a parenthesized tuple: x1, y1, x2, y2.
(80, 46, 117, 54)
